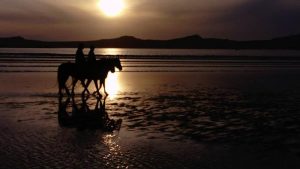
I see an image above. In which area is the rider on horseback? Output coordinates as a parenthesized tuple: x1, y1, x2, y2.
(75, 43, 85, 65)
(87, 45, 96, 64)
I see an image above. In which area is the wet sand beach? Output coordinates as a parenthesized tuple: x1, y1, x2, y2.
(1, 69, 300, 169)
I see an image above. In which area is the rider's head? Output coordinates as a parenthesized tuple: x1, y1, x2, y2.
(90, 45, 95, 51)
(78, 43, 84, 50)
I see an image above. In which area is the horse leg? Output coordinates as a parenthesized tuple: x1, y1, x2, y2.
(84, 79, 92, 94)
(92, 80, 99, 95)
(94, 80, 102, 97)
(65, 84, 70, 96)
(59, 83, 68, 96)
(58, 85, 63, 96)
(58, 76, 63, 96)
(62, 79, 70, 96)
(103, 80, 108, 95)
(71, 78, 78, 96)
(58, 70, 69, 96)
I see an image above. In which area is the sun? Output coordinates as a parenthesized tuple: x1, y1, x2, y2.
(98, 0, 125, 17)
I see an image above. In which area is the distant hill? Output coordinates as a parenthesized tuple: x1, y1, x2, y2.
(0, 34, 300, 49)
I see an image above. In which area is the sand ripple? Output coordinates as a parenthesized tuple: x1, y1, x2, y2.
(110, 88, 300, 151)
(0, 86, 300, 168)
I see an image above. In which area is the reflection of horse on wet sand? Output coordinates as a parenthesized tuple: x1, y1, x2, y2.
(58, 96, 122, 131)
(57, 58, 122, 96)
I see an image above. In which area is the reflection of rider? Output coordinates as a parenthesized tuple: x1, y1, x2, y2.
(75, 43, 85, 65)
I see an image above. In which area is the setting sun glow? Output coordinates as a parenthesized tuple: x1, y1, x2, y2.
(98, 0, 125, 17)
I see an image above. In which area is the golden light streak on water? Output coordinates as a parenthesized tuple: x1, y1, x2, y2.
(78, 72, 121, 100)
(105, 72, 121, 100)
(103, 133, 129, 168)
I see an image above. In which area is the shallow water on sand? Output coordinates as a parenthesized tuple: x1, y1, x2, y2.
(0, 71, 300, 169)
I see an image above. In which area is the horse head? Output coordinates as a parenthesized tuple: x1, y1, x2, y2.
(113, 57, 122, 71)
(105, 57, 122, 73)
(110, 65, 116, 73)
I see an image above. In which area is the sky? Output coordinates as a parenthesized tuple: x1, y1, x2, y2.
(0, 0, 300, 41)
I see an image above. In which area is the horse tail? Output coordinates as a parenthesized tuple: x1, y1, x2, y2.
(57, 64, 64, 95)
(57, 63, 69, 96)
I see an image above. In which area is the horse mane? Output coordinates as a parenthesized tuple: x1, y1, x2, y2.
(99, 56, 120, 60)
(97, 56, 120, 65)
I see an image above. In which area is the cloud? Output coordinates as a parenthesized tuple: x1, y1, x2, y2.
(0, 0, 299, 40)
(120, 0, 254, 39)
(0, 0, 96, 24)
(126, 0, 300, 40)
(0, 0, 109, 40)
(212, 0, 300, 39)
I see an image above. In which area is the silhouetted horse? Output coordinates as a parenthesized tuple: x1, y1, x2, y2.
(57, 58, 122, 96)
(80, 58, 122, 96)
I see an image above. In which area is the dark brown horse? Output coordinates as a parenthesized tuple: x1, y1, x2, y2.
(57, 58, 122, 96)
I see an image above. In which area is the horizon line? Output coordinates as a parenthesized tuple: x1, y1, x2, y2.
(1, 33, 300, 42)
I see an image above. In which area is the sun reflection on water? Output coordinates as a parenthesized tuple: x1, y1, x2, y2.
(103, 134, 121, 153)
(96, 48, 123, 56)
(103, 133, 129, 168)
(105, 72, 121, 99)
(86, 72, 121, 100)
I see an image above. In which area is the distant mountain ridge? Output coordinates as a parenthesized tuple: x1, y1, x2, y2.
(0, 34, 300, 49)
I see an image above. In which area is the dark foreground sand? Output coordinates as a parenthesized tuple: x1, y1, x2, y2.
(0, 71, 300, 169)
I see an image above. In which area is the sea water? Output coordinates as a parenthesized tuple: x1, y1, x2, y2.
(1, 48, 300, 72)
